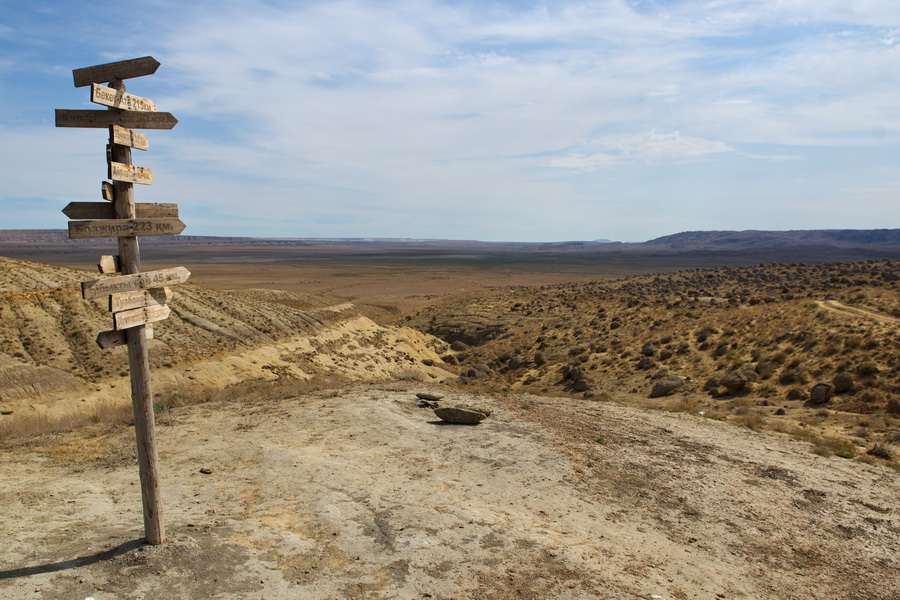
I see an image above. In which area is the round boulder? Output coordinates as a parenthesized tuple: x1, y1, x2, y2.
(649, 376, 686, 398)
(416, 392, 444, 401)
(809, 383, 835, 405)
(832, 372, 854, 394)
(719, 371, 747, 395)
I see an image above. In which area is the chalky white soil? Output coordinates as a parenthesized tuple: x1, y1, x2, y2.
(1, 382, 898, 600)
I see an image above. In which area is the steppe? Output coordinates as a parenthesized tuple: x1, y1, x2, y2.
(1, 231, 898, 599)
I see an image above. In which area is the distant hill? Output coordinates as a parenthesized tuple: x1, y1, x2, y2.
(643, 229, 900, 250)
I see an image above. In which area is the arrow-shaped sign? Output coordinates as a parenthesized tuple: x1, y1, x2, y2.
(114, 305, 171, 331)
(73, 56, 161, 88)
(96, 324, 154, 350)
(109, 162, 154, 185)
(63, 202, 178, 220)
(110, 125, 149, 151)
(56, 109, 178, 130)
(81, 266, 190, 300)
(91, 83, 157, 111)
(68, 218, 186, 240)
(110, 288, 172, 313)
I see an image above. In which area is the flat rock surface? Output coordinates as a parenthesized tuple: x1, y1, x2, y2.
(1, 382, 898, 599)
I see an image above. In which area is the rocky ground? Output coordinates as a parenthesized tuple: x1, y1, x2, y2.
(404, 260, 900, 466)
(1, 381, 898, 600)
(1, 255, 899, 599)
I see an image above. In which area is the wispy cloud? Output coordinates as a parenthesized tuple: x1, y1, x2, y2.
(2, 0, 899, 241)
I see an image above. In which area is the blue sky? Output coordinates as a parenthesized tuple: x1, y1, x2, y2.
(1, 0, 898, 242)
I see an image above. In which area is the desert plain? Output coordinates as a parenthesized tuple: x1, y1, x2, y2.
(0, 231, 898, 599)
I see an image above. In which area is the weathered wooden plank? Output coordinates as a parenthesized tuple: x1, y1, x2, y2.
(98, 255, 120, 274)
(68, 218, 186, 240)
(109, 288, 172, 313)
(96, 324, 153, 349)
(91, 83, 157, 112)
(63, 202, 178, 220)
(114, 305, 171, 330)
(73, 56, 161, 87)
(109, 162, 154, 185)
(56, 109, 178, 130)
(110, 125, 149, 151)
(81, 266, 190, 300)
(101, 181, 114, 201)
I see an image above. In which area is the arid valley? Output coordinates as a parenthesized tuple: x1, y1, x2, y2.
(1, 230, 898, 599)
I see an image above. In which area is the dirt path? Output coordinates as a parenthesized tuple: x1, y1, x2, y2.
(1, 383, 898, 599)
(816, 299, 899, 323)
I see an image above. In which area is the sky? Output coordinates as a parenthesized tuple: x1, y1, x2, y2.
(1, 0, 898, 242)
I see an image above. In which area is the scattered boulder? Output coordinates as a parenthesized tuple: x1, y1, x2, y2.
(641, 343, 657, 357)
(434, 404, 492, 425)
(507, 356, 523, 370)
(719, 371, 747, 395)
(450, 341, 470, 352)
(572, 379, 591, 393)
(441, 354, 458, 365)
(534, 352, 547, 366)
(832, 371, 854, 394)
(886, 398, 900, 416)
(636, 357, 654, 370)
(422, 359, 435, 366)
(809, 383, 835, 405)
(649, 376, 686, 398)
(703, 377, 720, 392)
(416, 392, 444, 401)
(774, 407, 787, 415)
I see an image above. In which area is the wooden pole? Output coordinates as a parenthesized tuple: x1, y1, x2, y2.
(109, 78, 164, 545)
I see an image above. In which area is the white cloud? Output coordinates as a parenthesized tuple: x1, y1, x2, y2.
(539, 131, 733, 171)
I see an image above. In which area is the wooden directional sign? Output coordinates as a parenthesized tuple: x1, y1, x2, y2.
(96, 324, 154, 350)
(91, 83, 157, 112)
(73, 56, 161, 88)
(114, 305, 171, 331)
(101, 181, 114, 201)
(111, 125, 149, 151)
(56, 109, 178, 130)
(68, 218, 186, 240)
(81, 266, 190, 300)
(64, 202, 178, 220)
(110, 288, 172, 313)
(98, 255, 120, 274)
(109, 162, 154, 185)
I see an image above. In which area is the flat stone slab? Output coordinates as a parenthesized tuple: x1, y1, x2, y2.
(434, 404, 491, 425)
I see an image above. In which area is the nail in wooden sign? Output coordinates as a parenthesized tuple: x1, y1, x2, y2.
(109, 162, 154, 185)
(68, 218, 185, 240)
(81, 266, 190, 300)
(110, 125, 149, 151)
(56, 109, 178, 130)
(110, 288, 172, 313)
(114, 305, 171, 331)
(91, 83, 157, 112)
(96, 324, 154, 350)
(64, 202, 178, 220)
(73, 56, 161, 88)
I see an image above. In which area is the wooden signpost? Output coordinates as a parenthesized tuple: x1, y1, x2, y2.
(56, 56, 185, 545)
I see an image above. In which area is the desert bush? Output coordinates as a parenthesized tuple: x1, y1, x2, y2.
(811, 437, 858, 459)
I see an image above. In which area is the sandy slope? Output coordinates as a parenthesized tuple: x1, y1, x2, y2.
(1, 382, 897, 600)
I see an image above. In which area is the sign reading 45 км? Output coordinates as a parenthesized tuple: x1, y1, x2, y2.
(81, 266, 191, 300)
